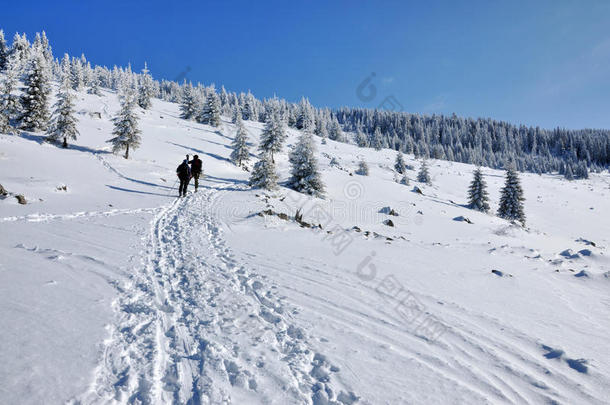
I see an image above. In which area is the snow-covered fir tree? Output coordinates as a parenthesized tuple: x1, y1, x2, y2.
(394, 151, 406, 174)
(287, 131, 325, 197)
(70, 56, 84, 91)
(19, 53, 50, 131)
(417, 160, 431, 184)
(0, 30, 8, 71)
(179, 83, 198, 120)
(249, 152, 278, 190)
(296, 97, 315, 130)
(371, 127, 383, 151)
(356, 160, 369, 175)
(0, 52, 21, 134)
(355, 129, 368, 147)
(467, 167, 490, 212)
(88, 75, 102, 96)
(230, 114, 250, 167)
(328, 115, 344, 142)
(46, 75, 79, 148)
(497, 167, 526, 225)
(137, 62, 154, 109)
(107, 90, 141, 159)
(564, 164, 574, 180)
(11, 33, 30, 73)
(200, 89, 221, 127)
(258, 107, 286, 162)
(400, 175, 410, 185)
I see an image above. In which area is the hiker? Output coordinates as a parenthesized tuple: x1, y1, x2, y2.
(189, 154, 203, 192)
(176, 156, 191, 197)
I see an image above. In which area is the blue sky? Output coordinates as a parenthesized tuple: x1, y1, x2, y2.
(3, 0, 610, 129)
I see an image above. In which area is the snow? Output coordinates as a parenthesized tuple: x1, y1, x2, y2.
(1, 87, 609, 404)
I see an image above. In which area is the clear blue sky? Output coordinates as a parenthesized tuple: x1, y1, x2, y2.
(3, 0, 610, 129)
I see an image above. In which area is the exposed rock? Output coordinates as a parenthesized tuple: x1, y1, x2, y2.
(16, 194, 27, 205)
(379, 206, 399, 216)
(383, 219, 394, 227)
(412, 186, 424, 195)
(453, 216, 473, 224)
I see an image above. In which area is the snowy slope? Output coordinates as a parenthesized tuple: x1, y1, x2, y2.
(0, 88, 609, 405)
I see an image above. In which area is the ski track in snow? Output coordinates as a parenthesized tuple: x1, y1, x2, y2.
(74, 186, 357, 405)
(239, 250, 609, 404)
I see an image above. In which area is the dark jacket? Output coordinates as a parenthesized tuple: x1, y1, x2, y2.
(189, 157, 202, 174)
(176, 160, 191, 179)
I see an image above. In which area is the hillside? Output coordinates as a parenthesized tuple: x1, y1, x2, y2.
(1, 87, 609, 404)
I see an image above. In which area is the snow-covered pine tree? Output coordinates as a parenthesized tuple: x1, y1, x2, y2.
(564, 164, 574, 180)
(230, 114, 250, 167)
(0, 30, 8, 71)
(249, 152, 278, 190)
(19, 53, 50, 132)
(497, 167, 526, 225)
(179, 82, 198, 120)
(88, 75, 102, 96)
(356, 160, 369, 175)
(107, 90, 141, 159)
(137, 62, 154, 109)
(295, 97, 314, 130)
(0, 53, 21, 134)
(0, 106, 10, 134)
(417, 160, 431, 184)
(70, 57, 84, 90)
(355, 130, 368, 147)
(200, 89, 221, 127)
(328, 115, 344, 142)
(400, 175, 410, 185)
(46, 74, 79, 148)
(467, 167, 490, 212)
(231, 106, 240, 124)
(394, 151, 406, 174)
(287, 131, 325, 197)
(258, 108, 286, 162)
(371, 127, 383, 151)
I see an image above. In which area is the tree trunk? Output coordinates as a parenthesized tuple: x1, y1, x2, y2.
(124, 144, 130, 159)
(62, 137, 67, 148)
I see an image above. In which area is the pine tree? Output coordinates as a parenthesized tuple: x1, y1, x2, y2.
(258, 108, 286, 162)
(417, 160, 431, 184)
(371, 127, 383, 151)
(230, 114, 250, 167)
(19, 54, 50, 132)
(296, 97, 314, 130)
(200, 89, 221, 127)
(356, 160, 369, 175)
(394, 151, 406, 174)
(497, 168, 526, 225)
(564, 164, 574, 180)
(108, 90, 141, 159)
(47, 75, 79, 148)
(328, 116, 344, 142)
(0, 30, 8, 71)
(137, 62, 154, 109)
(400, 175, 410, 185)
(0, 53, 20, 134)
(355, 130, 368, 147)
(287, 131, 325, 197)
(70, 57, 84, 90)
(467, 167, 490, 212)
(180, 82, 198, 120)
(88, 75, 102, 96)
(249, 153, 278, 190)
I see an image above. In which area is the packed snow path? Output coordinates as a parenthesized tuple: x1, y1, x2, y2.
(77, 186, 357, 405)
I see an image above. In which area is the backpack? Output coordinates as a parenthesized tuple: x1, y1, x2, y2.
(176, 161, 191, 178)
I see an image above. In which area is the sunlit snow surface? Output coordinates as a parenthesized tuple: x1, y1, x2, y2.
(1, 88, 609, 404)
